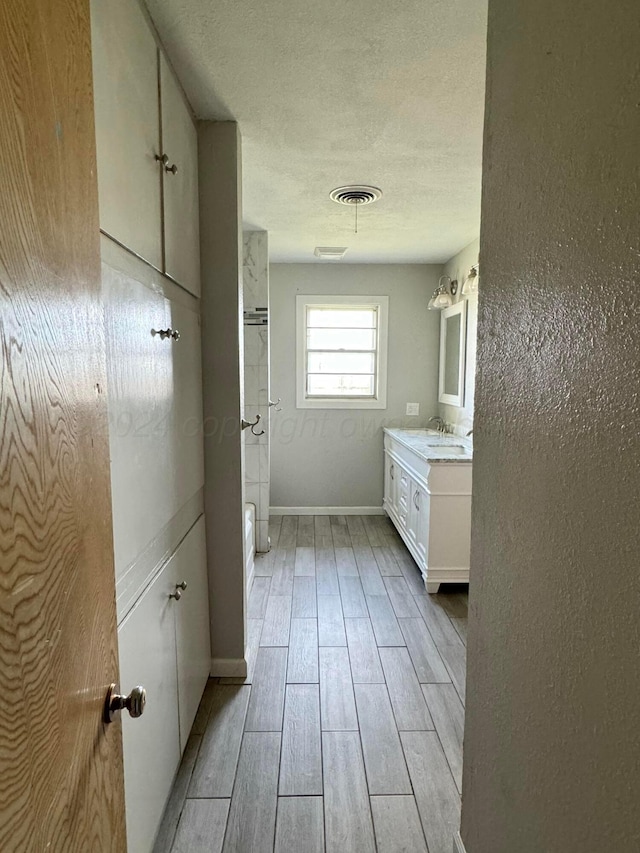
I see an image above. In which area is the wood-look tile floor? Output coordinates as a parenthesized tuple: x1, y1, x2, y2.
(154, 514, 467, 853)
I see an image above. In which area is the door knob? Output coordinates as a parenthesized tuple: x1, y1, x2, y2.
(104, 683, 146, 724)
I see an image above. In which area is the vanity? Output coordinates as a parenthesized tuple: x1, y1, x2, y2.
(383, 429, 472, 593)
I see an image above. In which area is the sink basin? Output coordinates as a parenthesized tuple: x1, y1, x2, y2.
(426, 444, 468, 455)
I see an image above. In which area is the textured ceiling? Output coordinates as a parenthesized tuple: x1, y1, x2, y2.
(145, 0, 488, 263)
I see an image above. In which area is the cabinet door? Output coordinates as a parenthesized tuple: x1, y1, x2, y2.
(91, 0, 162, 268)
(384, 452, 398, 516)
(103, 265, 174, 578)
(118, 562, 181, 853)
(413, 485, 430, 566)
(166, 296, 205, 508)
(173, 517, 211, 751)
(160, 56, 201, 296)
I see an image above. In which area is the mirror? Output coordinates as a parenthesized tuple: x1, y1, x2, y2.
(438, 301, 466, 406)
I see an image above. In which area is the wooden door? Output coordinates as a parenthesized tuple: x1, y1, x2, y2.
(0, 1, 127, 850)
(160, 55, 201, 297)
(91, 0, 163, 269)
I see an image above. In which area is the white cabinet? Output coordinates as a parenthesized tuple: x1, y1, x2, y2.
(383, 430, 472, 593)
(91, 0, 162, 269)
(160, 56, 201, 297)
(118, 517, 210, 853)
(91, 0, 201, 296)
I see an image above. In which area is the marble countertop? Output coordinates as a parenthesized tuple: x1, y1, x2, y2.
(384, 428, 473, 463)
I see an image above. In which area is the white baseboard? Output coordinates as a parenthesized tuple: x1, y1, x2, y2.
(270, 506, 385, 516)
(453, 832, 467, 853)
(210, 658, 247, 678)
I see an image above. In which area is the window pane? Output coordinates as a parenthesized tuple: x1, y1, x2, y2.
(307, 327, 376, 350)
(307, 307, 377, 329)
(307, 351, 375, 374)
(307, 373, 375, 397)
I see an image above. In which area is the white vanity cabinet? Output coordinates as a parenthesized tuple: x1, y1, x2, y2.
(91, 0, 201, 297)
(118, 517, 209, 853)
(383, 430, 472, 593)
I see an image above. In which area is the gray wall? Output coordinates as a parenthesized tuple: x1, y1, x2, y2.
(462, 2, 640, 851)
(199, 121, 246, 670)
(270, 264, 442, 508)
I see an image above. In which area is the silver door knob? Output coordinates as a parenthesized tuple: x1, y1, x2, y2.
(176, 581, 187, 591)
(104, 683, 146, 724)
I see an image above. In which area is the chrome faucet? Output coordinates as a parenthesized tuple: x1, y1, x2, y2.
(466, 429, 473, 437)
(428, 416, 446, 434)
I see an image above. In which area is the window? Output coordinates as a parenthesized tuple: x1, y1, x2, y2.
(296, 295, 389, 409)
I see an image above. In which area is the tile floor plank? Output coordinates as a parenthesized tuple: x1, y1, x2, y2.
(384, 576, 422, 618)
(346, 515, 369, 547)
(260, 595, 292, 647)
(422, 684, 465, 792)
(154, 734, 202, 853)
(172, 799, 229, 853)
(413, 594, 462, 646)
(451, 617, 467, 646)
(354, 684, 412, 795)
(398, 618, 450, 683)
(401, 731, 461, 853)
(379, 646, 434, 731)
(222, 732, 281, 853)
(354, 546, 387, 595)
(268, 516, 283, 549)
(297, 515, 315, 547)
(319, 646, 358, 731)
(278, 515, 299, 548)
(292, 576, 317, 617)
(270, 548, 295, 596)
(330, 516, 352, 548)
(435, 589, 468, 619)
(189, 686, 250, 798)
(362, 515, 385, 547)
(370, 795, 428, 853)
(338, 575, 368, 618)
(286, 618, 319, 683)
(372, 546, 402, 577)
(248, 576, 271, 619)
(245, 647, 288, 732)
(436, 640, 467, 704)
(316, 547, 340, 595)
(366, 594, 405, 646)
(314, 515, 334, 548)
(317, 594, 347, 646)
(345, 618, 384, 684)
(254, 550, 274, 577)
(191, 679, 217, 735)
(274, 797, 324, 853)
(335, 547, 358, 576)
(295, 546, 316, 576)
(279, 684, 322, 795)
(323, 731, 376, 853)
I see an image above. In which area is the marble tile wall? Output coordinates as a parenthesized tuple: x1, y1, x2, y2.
(243, 231, 270, 551)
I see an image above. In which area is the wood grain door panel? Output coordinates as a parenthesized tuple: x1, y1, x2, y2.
(0, 0, 126, 849)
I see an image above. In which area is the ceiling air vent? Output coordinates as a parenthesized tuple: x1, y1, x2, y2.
(329, 185, 383, 206)
(314, 246, 348, 260)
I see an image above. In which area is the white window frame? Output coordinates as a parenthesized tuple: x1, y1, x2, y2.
(296, 294, 389, 409)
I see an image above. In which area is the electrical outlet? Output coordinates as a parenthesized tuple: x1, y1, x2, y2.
(406, 403, 420, 416)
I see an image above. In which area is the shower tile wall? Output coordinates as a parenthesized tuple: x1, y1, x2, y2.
(243, 231, 270, 552)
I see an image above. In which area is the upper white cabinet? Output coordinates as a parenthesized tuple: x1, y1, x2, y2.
(91, 0, 201, 297)
(91, 0, 162, 269)
(160, 56, 201, 297)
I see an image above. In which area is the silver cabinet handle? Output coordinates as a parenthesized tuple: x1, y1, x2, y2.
(104, 683, 146, 723)
(165, 162, 178, 174)
(390, 463, 395, 480)
(176, 581, 187, 591)
(155, 153, 178, 174)
(152, 328, 180, 341)
(413, 490, 420, 511)
(169, 588, 182, 601)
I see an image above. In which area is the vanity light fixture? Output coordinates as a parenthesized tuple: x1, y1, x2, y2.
(428, 275, 458, 310)
(461, 263, 479, 296)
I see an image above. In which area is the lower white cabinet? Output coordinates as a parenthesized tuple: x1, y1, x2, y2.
(384, 430, 472, 593)
(118, 516, 210, 853)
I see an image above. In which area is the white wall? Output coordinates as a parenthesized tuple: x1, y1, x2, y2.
(438, 237, 479, 436)
(270, 263, 442, 509)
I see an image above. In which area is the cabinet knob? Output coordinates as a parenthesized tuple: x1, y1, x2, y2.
(165, 163, 178, 174)
(169, 588, 183, 601)
(104, 683, 146, 724)
(152, 328, 180, 341)
(155, 153, 168, 165)
(176, 581, 187, 591)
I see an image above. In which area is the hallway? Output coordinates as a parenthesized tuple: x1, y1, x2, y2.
(154, 514, 467, 853)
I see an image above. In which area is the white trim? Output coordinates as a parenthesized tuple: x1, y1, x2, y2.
(439, 301, 467, 407)
(453, 832, 467, 853)
(270, 506, 385, 516)
(296, 294, 389, 409)
(210, 658, 248, 678)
